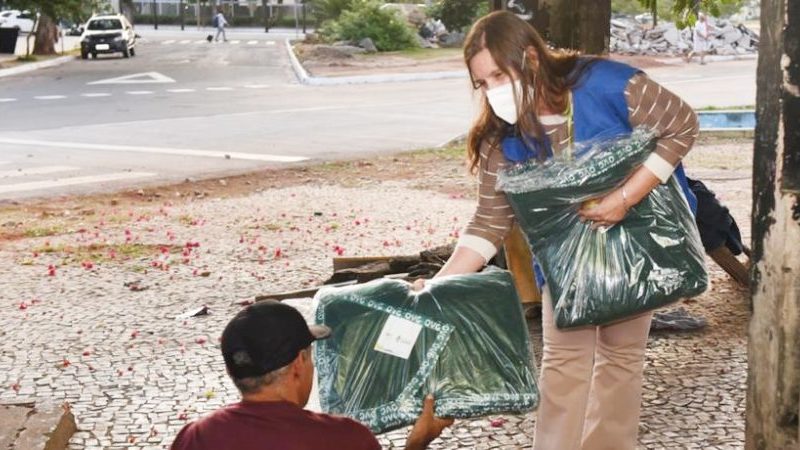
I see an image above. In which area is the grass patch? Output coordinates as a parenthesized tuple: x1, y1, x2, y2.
(696, 105, 755, 111)
(388, 47, 462, 60)
(16, 55, 38, 62)
(23, 226, 66, 238)
(28, 243, 179, 264)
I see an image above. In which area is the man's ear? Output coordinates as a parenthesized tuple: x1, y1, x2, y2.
(290, 350, 309, 377)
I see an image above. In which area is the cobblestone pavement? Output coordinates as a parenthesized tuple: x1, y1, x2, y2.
(0, 139, 752, 449)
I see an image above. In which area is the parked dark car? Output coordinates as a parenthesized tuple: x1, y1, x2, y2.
(80, 14, 136, 59)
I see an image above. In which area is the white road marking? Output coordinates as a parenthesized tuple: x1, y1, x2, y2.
(0, 98, 17, 103)
(162, 40, 175, 45)
(195, 40, 207, 44)
(0, 172, 158, 194)
(244, 84, 270, 89)
(206, 87, 233, 91)
(0, 165, 79, 178)
(230, 40, 240, 44)
(166, 88, 196, 93)
(179, 40, 191, 44)
(247, 40, 258, 45)
(35, 95, 67, 100)
(0, 161, 9, 165)
(81, 93, 112, 98)
(0, 138, 311, 163)
(266, 41, 276, 46)
(126, 90, 154, 95)
(89, 72, 176, 85)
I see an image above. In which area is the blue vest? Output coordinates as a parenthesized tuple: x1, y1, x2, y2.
(501, 59, 697, 212)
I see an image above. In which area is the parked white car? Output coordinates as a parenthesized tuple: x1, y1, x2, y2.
(0, 10, 36, 34)
(80, 14, 137, 59)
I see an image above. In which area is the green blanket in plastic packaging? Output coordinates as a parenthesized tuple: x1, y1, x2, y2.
(313, 268, 539, 434)
(497, 128, 708, 329)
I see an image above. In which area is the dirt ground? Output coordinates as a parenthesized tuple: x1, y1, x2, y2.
(293, 43, 678, 78)
(0, 135, 754, 449)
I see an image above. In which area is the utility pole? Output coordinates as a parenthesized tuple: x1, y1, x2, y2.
(180, 0, 185, 30)
(261, 0, 270, 33)
(152, 0, 158, 29)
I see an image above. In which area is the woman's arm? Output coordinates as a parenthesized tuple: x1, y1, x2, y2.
(578, 73, 699, 227)
(433, 142, 515, 278)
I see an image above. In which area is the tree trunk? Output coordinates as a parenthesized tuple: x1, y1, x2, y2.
(651, 1, 657, 27)
(32, 15, 58, 56)
(494, 0, 611, 54)
(746, 0, 800, 448)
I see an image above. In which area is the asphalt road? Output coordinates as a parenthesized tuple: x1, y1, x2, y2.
(0, 26, 756, 200)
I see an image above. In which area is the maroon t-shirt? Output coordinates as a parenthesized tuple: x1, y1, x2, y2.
(171, 401, 380, 450)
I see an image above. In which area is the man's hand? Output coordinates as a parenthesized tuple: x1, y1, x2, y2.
(405, 395, 454, 450)
(411, 278, 427, 291)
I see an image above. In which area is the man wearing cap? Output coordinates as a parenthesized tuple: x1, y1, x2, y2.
(171, 300, 453, 450)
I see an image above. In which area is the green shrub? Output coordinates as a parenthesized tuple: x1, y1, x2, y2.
(321, 0, 418, 51)
(428, 0, 487, 32)
(311, 0, 356, 22)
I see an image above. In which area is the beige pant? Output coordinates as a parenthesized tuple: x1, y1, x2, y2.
(533, 289, 653, 450)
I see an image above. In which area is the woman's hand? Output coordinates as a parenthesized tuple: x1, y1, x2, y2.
(577, 189, 628, 230)
(577, 165, 663, 230)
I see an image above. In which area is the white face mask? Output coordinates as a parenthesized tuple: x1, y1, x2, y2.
(486, 79, 525, 125)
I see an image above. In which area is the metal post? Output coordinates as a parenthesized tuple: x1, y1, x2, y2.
(268, 0, 270, 33)
(302, 0, 306, 34)
(152, 0, 158, 30)
(180, 0, 185, 30)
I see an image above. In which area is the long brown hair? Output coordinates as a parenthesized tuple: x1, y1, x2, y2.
(463, 11, 593, 173)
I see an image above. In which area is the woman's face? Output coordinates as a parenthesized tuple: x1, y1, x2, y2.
(469, 48, 516, 91)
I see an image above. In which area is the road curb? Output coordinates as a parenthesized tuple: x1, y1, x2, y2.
(285, 39, 467, 86)
(0, 55, 75, 79)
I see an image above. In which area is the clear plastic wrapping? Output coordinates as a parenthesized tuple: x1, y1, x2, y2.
(497, 128, 708, 328)
(313, 268, 539, 434)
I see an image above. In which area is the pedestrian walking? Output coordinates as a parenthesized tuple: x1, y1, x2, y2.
(416, 11, 700, 450)
(686, 12, 712, 64)
(212, 6, 228, 43)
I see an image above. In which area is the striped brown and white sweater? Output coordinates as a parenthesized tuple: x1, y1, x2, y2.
(458, 73, 699, 262)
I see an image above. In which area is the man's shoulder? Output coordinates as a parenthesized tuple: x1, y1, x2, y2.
(304, 410, 376, 436)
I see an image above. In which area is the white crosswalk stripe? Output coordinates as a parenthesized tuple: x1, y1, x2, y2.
(0, 166, 79, 178)
(266, 41, 276, 46)
(244, 84, 270, 89)
(0, 172, 158, 194)
(179, 39, 191, 44)
(230, 40, 241, 44)
(126, 91, 154, 95)
(162, 40, 175, 45)
(195, 40, 207, 44)
(0, 98, 17, 103)
(247, 40, 258, 45)
(206, 87, 233, 91)
(167, 88, 196, 93)
(81, 93, 111, 98)
(35, 95, 67, 100)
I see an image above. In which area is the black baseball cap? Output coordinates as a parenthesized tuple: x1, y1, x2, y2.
(221, 300, 331, 379)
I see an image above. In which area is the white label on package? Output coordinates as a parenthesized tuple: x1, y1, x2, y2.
(374, 315, 423, 359)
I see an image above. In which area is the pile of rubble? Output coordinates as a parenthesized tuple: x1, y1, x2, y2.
(610, 17, 759, 56)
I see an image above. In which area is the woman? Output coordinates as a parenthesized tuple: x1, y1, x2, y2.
(429, 11, 699, 450)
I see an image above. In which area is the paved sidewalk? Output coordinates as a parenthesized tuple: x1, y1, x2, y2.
(0, 139, 752, 449)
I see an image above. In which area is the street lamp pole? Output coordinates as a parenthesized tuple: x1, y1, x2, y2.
(179, 0, 185, 30)
(263, 0, 270, 33)
(152, 0, 158, 30)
